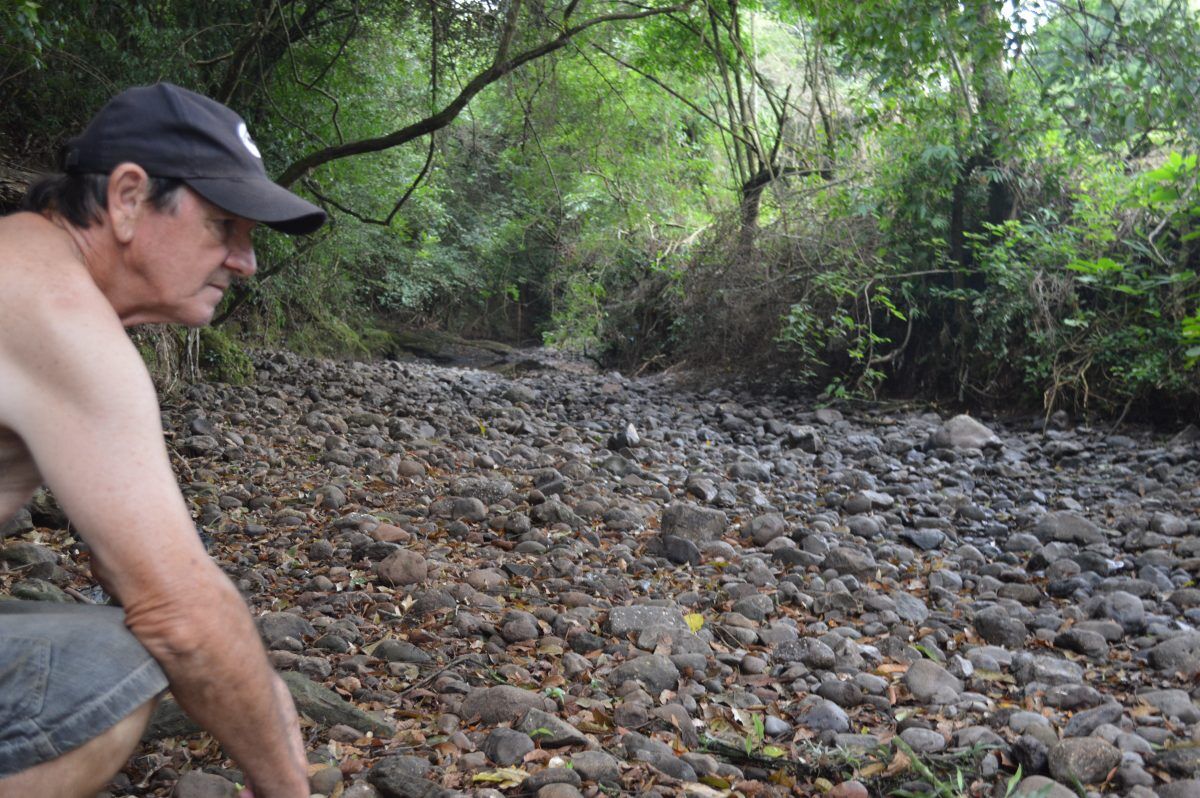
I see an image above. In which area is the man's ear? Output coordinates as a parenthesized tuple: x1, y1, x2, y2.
(106, 163, 151, 244)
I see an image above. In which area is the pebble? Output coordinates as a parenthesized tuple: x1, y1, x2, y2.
(904, 659, 963, 703)
(1049, 737, 1122, 784)
(172, 772, 238, 798)
(483, 728, 535, 765)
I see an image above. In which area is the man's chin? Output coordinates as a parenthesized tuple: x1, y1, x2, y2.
(180, 304, 218, 328)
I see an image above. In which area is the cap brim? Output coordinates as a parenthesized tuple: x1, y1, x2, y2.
(185, 177, 327, 235)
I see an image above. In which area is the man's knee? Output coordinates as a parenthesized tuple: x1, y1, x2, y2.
(0, 696, 159, 798)
(105, 694, 160, 752)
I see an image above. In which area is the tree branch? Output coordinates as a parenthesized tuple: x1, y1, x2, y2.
(275, 1, 694, 188)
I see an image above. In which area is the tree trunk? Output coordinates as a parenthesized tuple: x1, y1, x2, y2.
(968, 0, 1013, 225)
(738, 179, 764, 254)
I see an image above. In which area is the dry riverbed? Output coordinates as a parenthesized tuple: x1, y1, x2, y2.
(2, 349, 1198, 798)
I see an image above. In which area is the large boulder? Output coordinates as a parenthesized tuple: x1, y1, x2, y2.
(660, 502, 728, 543)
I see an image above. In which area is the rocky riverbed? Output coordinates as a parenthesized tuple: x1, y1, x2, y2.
(2, 349, 1199, 798)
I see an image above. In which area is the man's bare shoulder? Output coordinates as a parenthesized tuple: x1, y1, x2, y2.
(0, 212, 111, 318)
(0, 212, 147, 427)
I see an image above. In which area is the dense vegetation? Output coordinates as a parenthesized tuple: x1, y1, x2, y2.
(2, 0, 1197, 421)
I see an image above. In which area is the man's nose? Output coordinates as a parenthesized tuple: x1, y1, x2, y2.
(225, 232, 257, 277)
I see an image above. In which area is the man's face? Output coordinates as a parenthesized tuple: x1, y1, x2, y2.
(126, 187, 257, 326)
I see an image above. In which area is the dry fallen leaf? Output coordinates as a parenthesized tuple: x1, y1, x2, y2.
(472, 767, 528, 788)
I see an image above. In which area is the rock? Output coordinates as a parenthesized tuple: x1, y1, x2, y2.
(367, 756, 454, 798)
(516, 708, 588, 747)
(85, 341, 1200, 798)
(483, 728, 535, 765)
(660, 502, 728, 543)
(1012, 734, 1049, 776)
(11, 578, 71, 602)
(824, 547, 877, 576)
(798, 699, 850, 733)
(900, 727, 946, 754)
(310, 766, 343, 795)
(500, 609, 540, 642)
(0, 542, 56, 568)
(1138, 689, 1200, 723)
(1033, 511, 1107, 545)
(257, 611, 316, 646)
(460, 686, 547, 725)
(929, 414, 1000, 449)
(973, 606, 1028, 648)
(172, 771, 237, 798)
(0, 507, 33, 538)
(569, 750, 622, 784)
(1154, 780, 1200, 798)
(608, 654, 680, 692)
(605, 605, 686, 636)
(1011, 776, 1079, 798)
(430, 496, 487, 521)
(731, 593, 773, 621)
(521, 767, 583, 794)
(1098, 590, 1146, 633)
(774, 638, 836, 670)
(144, 697, 202, 741)
(376, 549, 428, 586)
(904, 659, 963, 703)
(816, 679, 863, 708)
(1148, 632, 1200, 675)
(622, 731, 697, 781)
(1048, 737, 1121, 784)
(280, 671, 393, 737)
(371, 638, 433, 664)
(828, 781, 868, 798)
(1155, 747, 1200, 779)
(661, 535, 701, 565)
(1062, 702, 1123, 737)
(1054, 628, 1108, 658)
(1012, 653, 1084, 686)
(745, 513, 787, 546)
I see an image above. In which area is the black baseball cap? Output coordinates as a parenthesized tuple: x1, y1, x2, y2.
(63, 83, 326, 235)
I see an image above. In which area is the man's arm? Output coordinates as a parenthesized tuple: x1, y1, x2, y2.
(0, 252, 309, 796)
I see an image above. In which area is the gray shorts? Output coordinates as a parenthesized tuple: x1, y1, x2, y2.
(0, 600, 168, 777)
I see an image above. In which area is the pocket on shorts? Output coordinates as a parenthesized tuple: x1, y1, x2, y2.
(0, 638, 50, 727)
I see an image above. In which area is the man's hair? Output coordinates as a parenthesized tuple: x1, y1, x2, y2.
(21, 172, 185, 228)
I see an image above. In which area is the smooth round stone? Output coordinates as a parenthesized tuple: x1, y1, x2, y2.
(900, 726, 946, 753)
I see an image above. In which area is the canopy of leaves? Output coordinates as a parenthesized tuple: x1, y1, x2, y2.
(2, 0, 1197, 421)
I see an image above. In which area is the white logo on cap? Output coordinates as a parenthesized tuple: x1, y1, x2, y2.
(237, 122, 262, 159)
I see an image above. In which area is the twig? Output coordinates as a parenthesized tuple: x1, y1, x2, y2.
(396, 654, 485, 698)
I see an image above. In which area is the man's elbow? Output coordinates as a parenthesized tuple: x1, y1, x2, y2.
(121, 572, 258, 663)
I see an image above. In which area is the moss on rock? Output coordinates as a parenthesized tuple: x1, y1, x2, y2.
(199, 327, 254, 385)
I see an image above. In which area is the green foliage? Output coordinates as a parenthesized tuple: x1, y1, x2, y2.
(959, 146, 1200, 414)
(198, 327, 254, 385)
(2, 0, 1198, 423)
(1, 0, 54, 67)
(1028, 0, 1200, 155)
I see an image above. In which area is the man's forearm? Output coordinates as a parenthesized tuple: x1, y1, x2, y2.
(123, 574, 309, 797)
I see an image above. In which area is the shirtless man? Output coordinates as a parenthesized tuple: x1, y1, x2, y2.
(0, 84, 325, 797)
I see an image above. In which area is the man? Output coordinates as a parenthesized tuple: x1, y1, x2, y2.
(0, 84, 326, 797)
